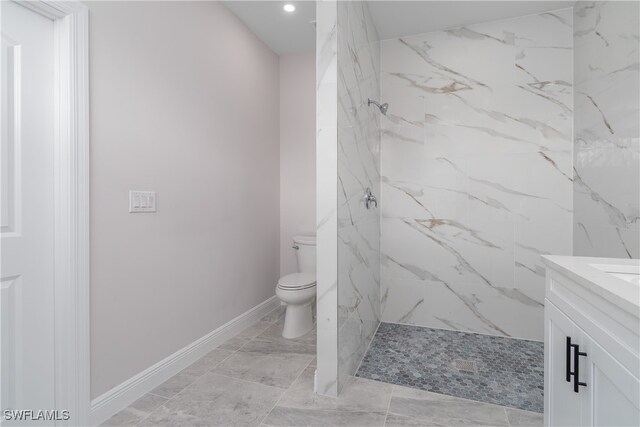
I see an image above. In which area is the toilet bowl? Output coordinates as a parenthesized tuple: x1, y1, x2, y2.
(276, 236, 316, 339)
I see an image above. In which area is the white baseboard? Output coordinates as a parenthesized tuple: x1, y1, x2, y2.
(89, 295, 281, 426)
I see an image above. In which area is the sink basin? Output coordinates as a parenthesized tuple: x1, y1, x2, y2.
(590, 263, 640, 285)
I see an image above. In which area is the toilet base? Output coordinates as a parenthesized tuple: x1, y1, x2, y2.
(282, 302, 314, 339)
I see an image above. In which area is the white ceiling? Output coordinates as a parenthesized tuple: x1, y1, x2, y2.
(223, 1, 575, 56)
(223, 1, 317, 55)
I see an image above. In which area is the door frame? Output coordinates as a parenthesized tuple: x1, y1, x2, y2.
(13, 0, 90, 424)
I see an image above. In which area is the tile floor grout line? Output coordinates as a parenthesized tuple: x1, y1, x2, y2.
(130, 310, 283, 427)
(133, 376, 199, 426)
(209, 370, 295, 391)
(503, 407, 512, 426)
(382, 384, 396, 426)
(145, 392, 169, 400)
(132, 349, 237, 426)
(116, 308, 539, 426)
(256, 355, 316, 426)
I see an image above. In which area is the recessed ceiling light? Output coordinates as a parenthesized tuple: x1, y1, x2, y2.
(283, 4, 295, 13)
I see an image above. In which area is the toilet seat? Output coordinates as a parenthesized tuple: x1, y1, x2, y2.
(277, 272, 316, 290)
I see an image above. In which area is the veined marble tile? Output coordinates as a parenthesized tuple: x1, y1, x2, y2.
(380, 278, 430, 326)
(380, 10, 574, 340)
(381, 179, 438, 222)
(338, 225, 379, 308)
(514, 218, 572, 305)
(573, 1, 640, 258)
(381, 95, 424, 130)
(574, 223, 640, 259)
(381, 132, 424, 185)
(382, 216, 515, 288)
(420, 157, 469, 222)
(465, 151, 573, 224)
(338, 129, 376, 229)
(574, 146, 640, 230)
(316, 0, 339, 397)
(336, 0, 381, 392)
(381, 278, 543, 340)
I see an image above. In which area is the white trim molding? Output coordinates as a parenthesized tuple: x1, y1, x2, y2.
(89, 296, 281, 426)
(16, 1, 90, 425)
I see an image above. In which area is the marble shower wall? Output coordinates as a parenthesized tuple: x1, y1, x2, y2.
(315, 0, 339, 397)
(380, 9, 574, 341)
(573, 1, 640, 258)
(336, 1, 381, 389)
(316, 0, 381, 396)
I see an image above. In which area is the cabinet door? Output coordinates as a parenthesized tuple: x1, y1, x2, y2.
(545, 301, 584, 426)
(581, 333, 640, 426)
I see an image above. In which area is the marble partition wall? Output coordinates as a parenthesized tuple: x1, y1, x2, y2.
(573, 1, 640, 258)
(336, 0, 381, 389)
(315, 0, 339, 397)
(380, 9, 574, 341)
(316, 0, 381, 396)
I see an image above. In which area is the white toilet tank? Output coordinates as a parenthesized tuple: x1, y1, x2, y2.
(293, 236, 316, 274)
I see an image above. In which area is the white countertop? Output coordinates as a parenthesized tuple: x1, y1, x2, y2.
(542, 255, 640, 318)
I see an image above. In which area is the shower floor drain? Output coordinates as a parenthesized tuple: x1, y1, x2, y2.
(454, 359, 477, 373)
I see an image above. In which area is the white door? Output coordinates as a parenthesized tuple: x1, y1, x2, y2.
(1, 0, 56, 415)
(545, 301, 584, 426)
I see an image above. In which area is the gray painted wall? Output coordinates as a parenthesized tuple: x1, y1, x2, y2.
(89, 1, 280, 398)
(280, 51, 316, 276)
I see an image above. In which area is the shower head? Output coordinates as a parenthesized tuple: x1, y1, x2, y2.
(368, 98, 389, 115)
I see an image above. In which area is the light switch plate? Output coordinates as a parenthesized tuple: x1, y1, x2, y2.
(129, 191, 156, 213)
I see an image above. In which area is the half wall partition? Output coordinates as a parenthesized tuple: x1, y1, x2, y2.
(316, 0, 381, 396)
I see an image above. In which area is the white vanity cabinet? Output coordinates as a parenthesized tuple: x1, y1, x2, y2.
(543, 256, 640, 427)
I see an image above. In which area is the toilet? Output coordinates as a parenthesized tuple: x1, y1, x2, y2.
(276, 235, 316, 339)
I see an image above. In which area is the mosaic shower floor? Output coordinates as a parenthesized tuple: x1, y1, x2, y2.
(356, 323, 544, 413)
